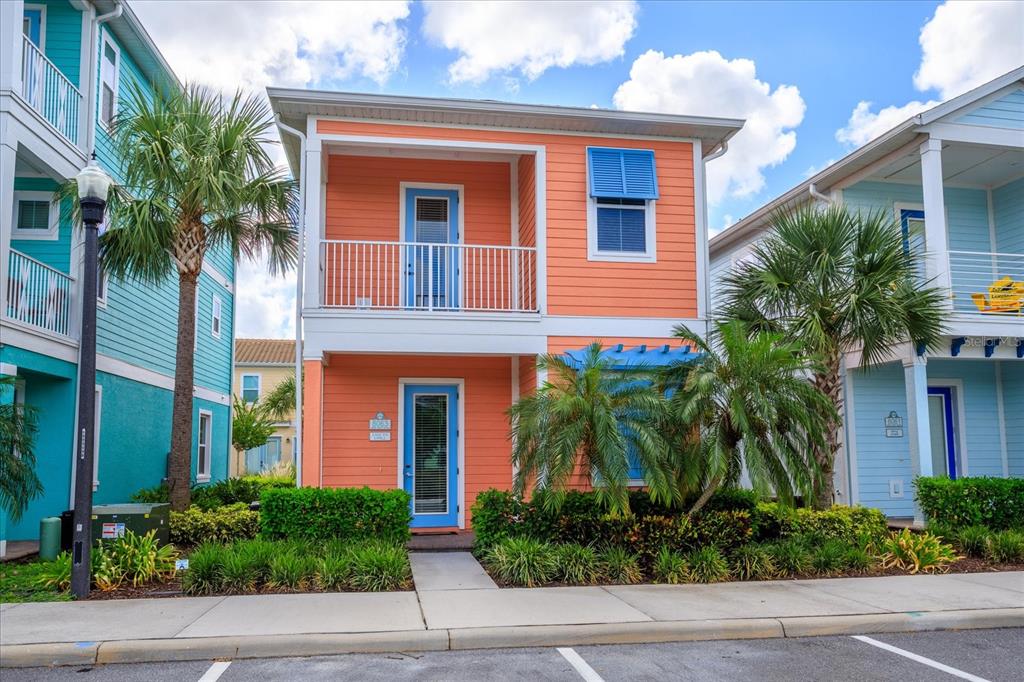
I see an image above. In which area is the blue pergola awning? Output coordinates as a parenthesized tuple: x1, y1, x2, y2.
(561, 343, 700, 371)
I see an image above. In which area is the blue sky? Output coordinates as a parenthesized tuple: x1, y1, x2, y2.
(133, 0, 1023, 337)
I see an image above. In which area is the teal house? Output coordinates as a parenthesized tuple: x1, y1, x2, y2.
(710, 67, 1024, 523)
(1, 0, 235, 553)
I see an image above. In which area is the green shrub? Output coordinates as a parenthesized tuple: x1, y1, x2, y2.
(219, 550, 258, 593)
(36, 553, 73, 592)
(170, 503, 260, 546)
(268, 552, 315, 590)
(552, 543, 602, 585)
(182, 543, 226, 595)
(652, 546, 691, 584)
(107, 530, 178, 586)
(843, 545, 874, 574)
(985, 530, 1024, 564)
(470, 489, 523, 550)
(316, 554, 353, 591)
(953, 525, 991, 558)
(693, 510, 752, 550)
(600, 546, 643, 584)
(751, 503, 887, 544)
(877, 530, 959, 574)
(130, 483, 170, 503)
(686, 546, 730, 583)
(484, 537, 556, 587)
(132, 476, 295, 510)
(811, 539, 847, 575)
(233, 539, 276, 583)
(765, 537, 812, 576)
(731, 544, 776, 581)
(916, 477, 1024, 531)
(620, 515, 697, 565)
(348, 542, 412, 591)
(260, 487, 411, 544)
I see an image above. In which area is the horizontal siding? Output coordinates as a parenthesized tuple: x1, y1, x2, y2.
(39, 0, 83, 89)
(10, 177, 72, 274)
(317, 120, 698, 318)
(992, 176, 1024, 254)
(1002, 362, 1024, 477)
(319, 355, 514, 527)
(518, 155, 536, 248)
(955, 88, 1024, 130)
(927, 359, 1003, 477)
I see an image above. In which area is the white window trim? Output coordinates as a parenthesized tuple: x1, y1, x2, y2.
(211, 295, 222, 339)
(241, 373, 261, 403)
(93, 384, 102, 488)
(23, 4, 47, 51)
(197, 409, 213, 482)
(98, 31, 120, 131)
(586, 197, 657, 263)
(12, 191, 59, 240)
(96, 269, 109, 308)
(194, 294, 200, 351)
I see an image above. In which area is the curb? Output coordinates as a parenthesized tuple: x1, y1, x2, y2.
(2, 609, 1021, 668)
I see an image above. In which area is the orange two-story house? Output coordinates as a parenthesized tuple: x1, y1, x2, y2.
(269, 90, 742, 532)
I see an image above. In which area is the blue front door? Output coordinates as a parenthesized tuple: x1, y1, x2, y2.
(403, 384, 459, 528)
(404, 188, 459, 309)
(927, 386, 958, 479)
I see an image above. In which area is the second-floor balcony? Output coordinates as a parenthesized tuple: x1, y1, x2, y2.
(321, 239, 539, 314)
(5, 248, 75, 338)
(948, 250, 1024, 318)
(20, 34, 82, 147)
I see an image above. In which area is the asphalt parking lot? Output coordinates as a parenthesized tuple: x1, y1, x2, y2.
(4, 627, 1021, 681)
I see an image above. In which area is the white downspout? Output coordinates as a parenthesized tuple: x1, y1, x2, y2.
(84, 0, 123, 157)
(705, 140, 728, 163)
(809, 183, 832, 204)
(275, 116, 305, 489)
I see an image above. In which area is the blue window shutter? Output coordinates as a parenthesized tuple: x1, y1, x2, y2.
(588, 148, 659, 200)
(597, 206, 646, 252)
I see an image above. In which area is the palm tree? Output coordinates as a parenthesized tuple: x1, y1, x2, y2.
(60, 84, 298, 510)
(508, 344, 673, 514)
(721, 204, 946, 508)
(0, 376, 43, 521)
(659, 321, 833, 513)
(260, 373, 295, 422)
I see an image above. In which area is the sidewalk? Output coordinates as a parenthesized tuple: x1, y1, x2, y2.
(1, 557, 1021, 668)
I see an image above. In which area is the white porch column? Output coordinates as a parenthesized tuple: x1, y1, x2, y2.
(903, 355, 932, 524)
(919, 138, 953, 300)
(0, 139, 16, 317)
(302, 130, 323, 310)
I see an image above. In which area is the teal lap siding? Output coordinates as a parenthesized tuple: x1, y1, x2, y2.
(38, 0, 83, 89)
(11, 177, 73, 274)
(955, 88, 1024, 130)
(1002, 362, 1024, 476)
(926, 360, 1004, 477)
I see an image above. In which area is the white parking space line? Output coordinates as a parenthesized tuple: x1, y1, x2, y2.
(851, 636, 991, 682)
(558, 647, 605, 682)
(198, 661, 232, 682)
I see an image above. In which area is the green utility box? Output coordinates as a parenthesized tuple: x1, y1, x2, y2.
(61, 503, 171, 550)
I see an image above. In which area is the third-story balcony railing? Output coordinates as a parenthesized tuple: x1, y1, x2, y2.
(5, 249, 75, 337)
(321, 239, 539, 313)
(948, 250, 1024, 317)
(20, 35, 82, 146)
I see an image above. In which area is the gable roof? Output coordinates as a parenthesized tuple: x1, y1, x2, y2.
(710, 65, 1024, 256)
(235, 339, 295, 365)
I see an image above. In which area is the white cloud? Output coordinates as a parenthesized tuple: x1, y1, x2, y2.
(133, 1, 410, 92)
(234, 259, 296, 339)
(914, 1, 1024, 100)
(835, 99, 938, 148)
(613, 50, 805, 205)
(422, 0, 637, 84)
(803, 158, 837, 179)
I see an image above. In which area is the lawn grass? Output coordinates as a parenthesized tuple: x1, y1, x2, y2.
(0, 560, 71, 603)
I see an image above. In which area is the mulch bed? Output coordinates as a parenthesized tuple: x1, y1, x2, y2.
(84, 580, 415, 600)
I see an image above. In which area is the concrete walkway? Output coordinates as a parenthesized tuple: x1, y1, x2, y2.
(1, 571, 1021, 667)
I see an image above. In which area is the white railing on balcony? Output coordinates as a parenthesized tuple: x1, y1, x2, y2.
(21, 35, 82, 146)
(5, 249, 75, 337)
(322, 240, 539, 313)
(948, 250, 1024, 316)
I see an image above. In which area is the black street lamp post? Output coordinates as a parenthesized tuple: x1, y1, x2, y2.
(70, 160, 112, 599)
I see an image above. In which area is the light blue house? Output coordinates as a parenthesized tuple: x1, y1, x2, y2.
(1, 0, 235, 553)
(710, 67, 1024, 523)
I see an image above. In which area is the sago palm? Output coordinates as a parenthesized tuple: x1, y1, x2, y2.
(508, 344, 673, 514)
(659, 320, 833, 513)
(60, 84, 297, 510)
(721, 204, 946, 508)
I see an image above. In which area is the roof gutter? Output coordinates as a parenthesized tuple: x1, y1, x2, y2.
(808, 183, 832, 204)
(704, 140, 728, 162)
(275, 115, 306, 489)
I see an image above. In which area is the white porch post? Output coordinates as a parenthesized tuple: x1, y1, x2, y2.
(303, 127, 323, 310)
(919, 138, 953, 301)
(903, 355, 932, 525)
(0, 140, 16, 317)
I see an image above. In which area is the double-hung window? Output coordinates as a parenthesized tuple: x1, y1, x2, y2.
(99, 34, 120, 129)
(241, 374, 260, 403)
(211, 296, 222, 338)
(197, 410, 212, 482)
(586, 147, 659, 262)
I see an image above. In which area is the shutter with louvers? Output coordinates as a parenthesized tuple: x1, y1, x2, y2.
(17, 200, 50, 231)
(587, 147, 659, 200)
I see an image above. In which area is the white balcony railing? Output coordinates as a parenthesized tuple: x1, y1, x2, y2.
(5, 249, 75, 337)
(321, 239, 538, 313)
(20, 35, 82, 146)
(948, 250, 1024, 317)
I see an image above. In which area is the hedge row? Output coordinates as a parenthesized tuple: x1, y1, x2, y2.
(133, 476, 294, 510)
(471, 489, 886, 563)
(260, 487, 412, 544)
(170, 503, 260, 546)
(916, 477, 1024, 530)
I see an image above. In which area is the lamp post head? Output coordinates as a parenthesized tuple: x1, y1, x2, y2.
(76, 160, 112, 226)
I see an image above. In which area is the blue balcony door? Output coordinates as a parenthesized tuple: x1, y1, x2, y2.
(927, 386, 958, 479)
(404, 188, 459, 309)
(23, 9, 43, 47)
(403, 384, 459, 528)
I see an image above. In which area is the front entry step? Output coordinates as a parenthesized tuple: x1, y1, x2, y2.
(409, 551, 498, 591)
(407, 531, 475, 552)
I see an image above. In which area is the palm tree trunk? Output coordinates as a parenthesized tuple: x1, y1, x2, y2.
(168, 271, 199, 511)
(688, 474, 723, 514)
(811, 354, 843, 510)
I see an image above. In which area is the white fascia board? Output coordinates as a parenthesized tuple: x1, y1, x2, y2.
(922, 122, 1024, 149)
